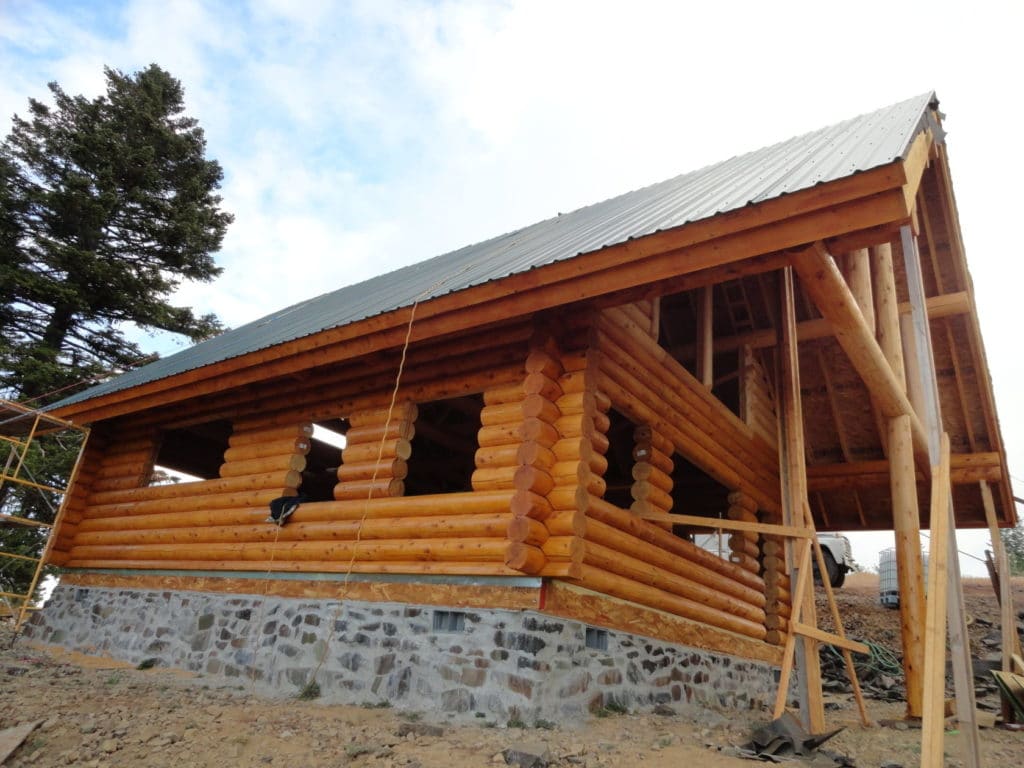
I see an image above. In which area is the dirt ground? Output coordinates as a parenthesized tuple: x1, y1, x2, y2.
(1, 574, 1022, 768)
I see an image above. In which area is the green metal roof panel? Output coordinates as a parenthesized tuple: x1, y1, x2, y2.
(54, 92, 938, 410)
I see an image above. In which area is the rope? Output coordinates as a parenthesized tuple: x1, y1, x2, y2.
(242, 264, 478, 697)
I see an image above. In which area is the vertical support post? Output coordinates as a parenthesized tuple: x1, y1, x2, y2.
(901, 225, 980, 768)
(696, 285, 714, 389)
(777, 266, 825, 733)
(888, 414, 926, 717)
(980, 481, 1023, 667)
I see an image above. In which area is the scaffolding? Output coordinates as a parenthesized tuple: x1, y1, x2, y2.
(0, 399, 89, 632)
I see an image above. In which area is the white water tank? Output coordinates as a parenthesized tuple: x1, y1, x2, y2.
(878, 546, 928, 607)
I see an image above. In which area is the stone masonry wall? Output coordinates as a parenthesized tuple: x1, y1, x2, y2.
(26, 584, 778, 723)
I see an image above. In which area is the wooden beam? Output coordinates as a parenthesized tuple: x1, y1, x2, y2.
(921, 433, 952, 768)
(902, 225, 981, 768)
(790, 242, 930, 468)
(805, 452, 1002, 491)
(980, 481, 1023, 668)
(791, 622, 870, 655)
(871, 242, 906, 393)
(777, 266, 825, 733)
(696, 285, 714, 389)
(633, 511, 811, 539)
(687, 290, 970, 356)
(889, 413, 926, 718)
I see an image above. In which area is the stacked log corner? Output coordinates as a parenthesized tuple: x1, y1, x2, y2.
(335, 403, 415, 500)
(630, 424, 674, 531)
(560, 305, 771, 641)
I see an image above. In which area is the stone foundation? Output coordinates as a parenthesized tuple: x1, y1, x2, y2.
(26, 584, 778, 722)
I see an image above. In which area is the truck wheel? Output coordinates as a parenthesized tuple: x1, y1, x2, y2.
(822, 551, 844, 588)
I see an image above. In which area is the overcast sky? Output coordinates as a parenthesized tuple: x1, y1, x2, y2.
(2, 0, 1021, 577)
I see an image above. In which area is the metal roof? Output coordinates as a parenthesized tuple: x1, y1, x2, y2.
(55, 92, 938, 410)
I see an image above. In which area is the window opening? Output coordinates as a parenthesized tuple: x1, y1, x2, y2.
(432, 610, 466, 633)
(670, 455, 732, 557)
(404, 394, 483, 496)
(300, 418, 348, 502)
(585, 627, 609, 651)
(602, 408, 639, 509)
(151, 419, 232, 482)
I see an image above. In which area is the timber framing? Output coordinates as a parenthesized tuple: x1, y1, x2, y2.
(38, 91, 1015, 699)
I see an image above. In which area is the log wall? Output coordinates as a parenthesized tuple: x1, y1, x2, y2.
(55, 306, 782, 653)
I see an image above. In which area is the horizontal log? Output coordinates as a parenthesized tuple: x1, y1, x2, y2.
(336, 458, 407, 483)
(727, 491, 759, 513)
(343, 421, 414, 445)
(342, 439, 412, 464)
(69, 537, 509, 564)
(576, 565, 766, 640)
(518, 441, 557, 471)
(631, 462, 673, 492)
(90, 475, 148, 493)
(89, 471, 302, 505)
(632, 446, 674, 475)
(599, 317, 778, 478)
(85, 485, 296, 519)
(507, 516, 549, 546)
(478, 418, 559, 448)
(634, 425, 674, 456)
(631, 480, 673, 511)
(471, 466, 517, 491)
(557, 370, 587, 395)
(77, 491, 516, 533)
(505, 541, 546, 574)
(729, 534, 761, 559)
(523, 372, 562, 402)
(483, 382, 525, 406)
(584, 539, 765, 624)
(634, 511, 812, 540)
(222, 437, 312, 463)
(73, 512, 517, 548)
(64, 558, 522, 577)
(542, 535, 585, 562)
(228, 423, 313, 448)
(524, 348, 562, 380)
(729, 551, 760, 573)
(510, 490, 552, 521)
(349, 403, 417, 428)
(474, 444, 521, 469)
(805, 453, 1003, 491)
(584, 517, 765, 608)
(333, 477, 404, 500)
(547, 484, 589, 512)
(480, 395, 560, 427)
(219, 453, 306, 478)
(545, 509, 586, 537)
(513, 465, 555, 496)
(587, 497, 764, 592)
(556, 391, 596, 416)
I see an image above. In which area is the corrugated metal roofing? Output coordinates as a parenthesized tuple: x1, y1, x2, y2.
(55, 92, 938, 409)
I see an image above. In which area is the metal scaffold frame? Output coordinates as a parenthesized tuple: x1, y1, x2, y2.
(0, 399, 89, 632)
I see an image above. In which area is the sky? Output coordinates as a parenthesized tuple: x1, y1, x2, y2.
(2, 0, 1022, 578)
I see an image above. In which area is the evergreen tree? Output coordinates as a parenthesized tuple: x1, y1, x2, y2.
(0, 65, 231, 600)
(1004, 518, 1024, 576)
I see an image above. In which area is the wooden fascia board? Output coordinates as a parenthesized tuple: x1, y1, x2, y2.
(54, 156, 921, 426)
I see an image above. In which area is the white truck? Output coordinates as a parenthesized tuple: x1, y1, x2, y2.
(693, 531, 854, 587)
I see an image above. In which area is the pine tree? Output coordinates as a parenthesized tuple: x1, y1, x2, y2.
(0, 65, 231, 599)
(0, 64, 231, 402)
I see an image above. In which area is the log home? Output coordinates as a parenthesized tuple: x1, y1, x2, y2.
(27, 92, 1015, 721)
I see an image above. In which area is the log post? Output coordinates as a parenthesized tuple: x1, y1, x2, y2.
(889, 414, 926, 718)
(778, 266, 825, 733)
